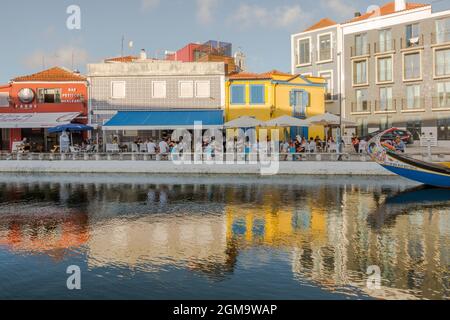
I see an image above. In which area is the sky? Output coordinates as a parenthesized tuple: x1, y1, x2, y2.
(0, 0, 448, 83)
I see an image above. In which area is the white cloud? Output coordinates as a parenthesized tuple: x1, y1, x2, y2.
(141, 0, 160, 11)
(321, 0, 357, 19)
(196, 0, 219, 24)
(23, 46, 89, 71)
(229, 4, 306, 29)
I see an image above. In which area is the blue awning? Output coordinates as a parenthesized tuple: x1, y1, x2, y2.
(103, 110, 224, 130)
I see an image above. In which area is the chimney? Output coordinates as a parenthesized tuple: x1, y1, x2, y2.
(354, 12, 361, 17)
(395, 0, 406, 12)
(139, 49, 147, 60)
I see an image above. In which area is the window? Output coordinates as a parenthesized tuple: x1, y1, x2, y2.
(318, 33, 332, 62)
(437, 118, 450, 140)
(406, 85, 421, 109)
(298, 38, 311, 65)
(353, 59, 368, 85)
(230, 85, 245, 104)
(379, 87, 393, 111)
(437, 82, 450, 108)
(355, 33, 368, 56)
(319, 71, 333, 100)
(250, 85, 265, 104)
(377, 56, 393, 83)
(37, 88, 61, 103)
(357, 118, 368, 137)
(404, 52, 421, 80)
(290, 90, 309, 118)
(435, 18, 450, 44)
(0, 93, 8, 107)
(379, 29, 392, 52)
(152, 81, 166, 98)
(380, 117, 392, 131)
(435, 48, 450, 77)
(179, 81, 194, 98)
(195, 81, 210, 98)
(111, 81, 126, 99)
(406, 23, 420, 47)
(356, 89, 369, 112)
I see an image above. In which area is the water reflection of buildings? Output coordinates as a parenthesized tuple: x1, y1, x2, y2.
(0, 179, 448, 299)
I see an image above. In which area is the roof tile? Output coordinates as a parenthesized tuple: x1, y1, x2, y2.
(12, 67, 86, 82)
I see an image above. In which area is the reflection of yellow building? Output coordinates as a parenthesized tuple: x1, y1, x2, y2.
(225, 70, 326, 139)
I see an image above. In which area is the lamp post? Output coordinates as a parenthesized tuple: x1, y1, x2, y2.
(337, 51, 343, 158)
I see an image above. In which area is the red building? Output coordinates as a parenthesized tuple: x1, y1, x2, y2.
(0, 67, 88, 152)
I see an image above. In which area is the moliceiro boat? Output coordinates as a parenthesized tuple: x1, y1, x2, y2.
(367, 128, 450, 188)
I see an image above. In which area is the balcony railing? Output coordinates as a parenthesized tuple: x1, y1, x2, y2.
(351, 101, 371, 114)
(431, 31, 450, 45)
(400, 34, 424, 49)
(318, 48, 332, 62)
(432, 96, 450, 109)
(374, 39, 396, 54)
(374, 99, 397, 113)
(351, 45, 371, 57)
(401, 98, 425, 111)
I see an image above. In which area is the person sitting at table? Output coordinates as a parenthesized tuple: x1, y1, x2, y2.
(308, 138, 317, 153)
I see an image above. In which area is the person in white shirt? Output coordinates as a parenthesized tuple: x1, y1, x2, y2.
(359, 138, 368, 154)
(158, 138, 169, 160)
(147, 139, 157, 157)
(308, 138, 316, 153)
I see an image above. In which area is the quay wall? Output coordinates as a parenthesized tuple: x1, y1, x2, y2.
(0, 160, 394, 175)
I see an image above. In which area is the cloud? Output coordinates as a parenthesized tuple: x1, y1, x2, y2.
(321, 0, 357, 19)
(228, 4, 306, 29)
(23, 46, 89, 71)
(196, 0, 219, 24)
(141, 0, 160, 11)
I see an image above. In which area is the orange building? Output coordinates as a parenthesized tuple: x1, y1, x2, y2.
(0, 67, 88, 151)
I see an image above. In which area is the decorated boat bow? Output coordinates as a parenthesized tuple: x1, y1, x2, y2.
(367, 128, 450, 188)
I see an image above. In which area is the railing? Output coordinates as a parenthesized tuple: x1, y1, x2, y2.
(400, 34, 424, 49)
(374, 39, 396, 54)
(431, 31, 450, 45)
(351, 44, 370, 57)
(374, 99, 397, 112)
(351, 101, 371, 114)
(432, 97, 450, 109)
(401, 98, 426, 111)
(0, 152, 374, 162)
(318, 48, 332, 62)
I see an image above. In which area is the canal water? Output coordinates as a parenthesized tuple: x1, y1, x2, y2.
(0, 174, 448, 300)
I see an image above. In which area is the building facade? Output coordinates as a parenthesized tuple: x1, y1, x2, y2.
(0, 67, 88, 152)
(226, 71, 326, 139)
(342, 1, 450, 146)
(291, 0, 450, 146)
(291, 18, 342, 115)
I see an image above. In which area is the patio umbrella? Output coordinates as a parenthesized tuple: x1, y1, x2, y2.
(48, 123, 94, 133)
(223, 116, 265, 128)
(306, 113, 356, 126)
(265, 115, 310, 127)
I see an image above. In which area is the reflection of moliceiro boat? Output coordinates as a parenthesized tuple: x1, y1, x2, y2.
(367, 128, 450, 188)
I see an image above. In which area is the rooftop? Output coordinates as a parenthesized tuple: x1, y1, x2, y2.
(228, 70, 293, 80)
(12, 67, 86, 82)
(303, 18, 337, 32)
(345, 2, 429, 24)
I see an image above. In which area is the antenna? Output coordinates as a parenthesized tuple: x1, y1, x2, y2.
(121, 35, 125, 57)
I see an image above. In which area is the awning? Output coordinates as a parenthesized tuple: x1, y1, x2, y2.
(103, 110, 224, 130)
(0, 112, 80, 129)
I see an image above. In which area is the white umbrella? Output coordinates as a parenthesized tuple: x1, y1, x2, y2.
(224, 116, 266, 128)
(306, 112, 356, 126)
(265, 115, 310, 127)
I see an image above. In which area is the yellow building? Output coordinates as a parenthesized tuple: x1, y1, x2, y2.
(226, 70, 327, 140)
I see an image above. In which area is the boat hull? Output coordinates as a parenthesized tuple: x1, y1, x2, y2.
(382, 164, 450, 188)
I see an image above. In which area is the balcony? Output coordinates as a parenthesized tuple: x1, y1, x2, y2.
(351, 101, 371, 114)
(401, 98, 425, 112)
(400, 35, 424, 49)
(431, 31, 450, 45)
(351, 44, 370, 57)
(374, 39, 396, 54)
(374, 99, 397, 113)
(432, 97, 450, 110)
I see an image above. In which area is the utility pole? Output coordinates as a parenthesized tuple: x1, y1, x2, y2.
(337, 51, 343, 159)
(121, 35, 125, 57)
